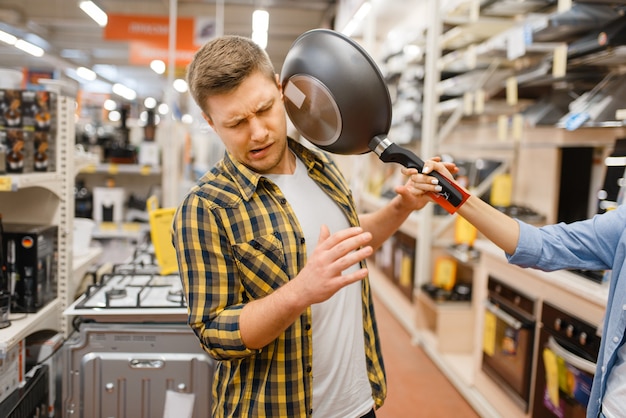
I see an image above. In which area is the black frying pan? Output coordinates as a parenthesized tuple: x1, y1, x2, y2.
(280, 29, 469, 214)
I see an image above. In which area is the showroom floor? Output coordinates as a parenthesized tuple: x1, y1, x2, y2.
(373, 293, 479, 418)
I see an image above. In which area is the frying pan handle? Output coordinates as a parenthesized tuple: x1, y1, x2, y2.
(369, 136, 469, 214)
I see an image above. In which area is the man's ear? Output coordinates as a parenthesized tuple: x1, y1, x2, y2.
(202, 112, 214, 128)
(275, 74, 283, 98)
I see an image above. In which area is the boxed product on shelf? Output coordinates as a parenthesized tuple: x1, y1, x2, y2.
(0, 339, 25, 405)
(20, 90, 57, 132)
(32, 130, 55, 172)
(0, 89, 22, 128)
(25, 330, 63, 417)
(2, 223, 58, 313)
(1, 129, 33, 174)
(0, 363, 48, 418)
(93, 187, 125, 223)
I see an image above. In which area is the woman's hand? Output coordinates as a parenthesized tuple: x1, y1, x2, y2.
(400, 157, 460, 202)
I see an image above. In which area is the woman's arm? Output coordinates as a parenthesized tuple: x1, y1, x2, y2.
(403, 161, 520, 255)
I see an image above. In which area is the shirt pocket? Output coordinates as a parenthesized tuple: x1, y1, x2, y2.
(232, 233, 289, 299)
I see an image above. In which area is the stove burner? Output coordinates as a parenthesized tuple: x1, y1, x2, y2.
(105, 287, 128, 306)
(166, 289, 185, 305)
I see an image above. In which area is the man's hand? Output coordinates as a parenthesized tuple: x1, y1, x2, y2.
(293, 225, 373, 305)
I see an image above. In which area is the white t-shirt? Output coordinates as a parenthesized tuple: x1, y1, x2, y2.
(602, 341, 626, 417)
(265, 155, 373, 418)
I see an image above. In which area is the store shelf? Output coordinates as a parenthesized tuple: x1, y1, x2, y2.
(0, 172, 64, 196)
(0, 299, 62, 358)
(79, 163, 162, 176)
(91, 222, 150, 240)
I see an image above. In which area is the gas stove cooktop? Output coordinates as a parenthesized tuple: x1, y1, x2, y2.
(64, 261, 188, 323)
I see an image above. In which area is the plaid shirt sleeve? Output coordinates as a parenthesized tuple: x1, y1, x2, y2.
(172, 191, 259, 360)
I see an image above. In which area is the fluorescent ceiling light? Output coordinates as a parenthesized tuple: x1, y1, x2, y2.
(341, 1, 372, 37)
(0, 30, 17, 45)
(144, 97, 157, 109)
(76, 66, 97, 81)
(253, 10, 269, 32)
(252, 31, 268, 49)
(104, 99, 117, 111)
(173, 78, 188, 93)
(150, 60, 166, 75)
(79, 1, 108, 27)
(15, 39, 44, 57)
(252, 9, 269, 49)
(112, 83, 137, 101)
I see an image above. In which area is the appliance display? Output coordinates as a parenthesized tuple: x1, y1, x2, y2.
(482, 276, 537, 412)
(532, 302, 600, 418)
(63, 248, 214, 417)
(1, 223, 57, 313)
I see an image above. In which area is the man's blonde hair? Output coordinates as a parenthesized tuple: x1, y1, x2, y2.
(186, 35, 276, 116)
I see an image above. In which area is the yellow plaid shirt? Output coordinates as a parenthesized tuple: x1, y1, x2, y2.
(172, 139, 386, 417)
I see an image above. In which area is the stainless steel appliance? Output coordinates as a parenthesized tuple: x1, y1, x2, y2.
(532, 302, 600, 418)
(482, 276, 537, 412)
(63, 250, 214, 418)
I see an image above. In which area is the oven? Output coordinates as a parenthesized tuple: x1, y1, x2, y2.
(482, 276, 537, 412)
(63, 247, 214, 417)
(532, 302, 600, 418)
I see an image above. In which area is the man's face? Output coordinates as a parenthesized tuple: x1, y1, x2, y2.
(203, 71, 290, 175)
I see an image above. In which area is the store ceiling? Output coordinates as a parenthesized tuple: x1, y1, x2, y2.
(0, 0, 335, 100)
(0, 0, 404, 102)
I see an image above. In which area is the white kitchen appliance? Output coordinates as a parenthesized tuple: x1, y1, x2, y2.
(63, 249, 214, 417)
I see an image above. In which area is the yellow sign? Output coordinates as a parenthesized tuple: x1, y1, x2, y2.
(483, 310, 496, 357)
(0, 176, 12, 191)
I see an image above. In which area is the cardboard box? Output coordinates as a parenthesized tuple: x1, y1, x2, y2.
(2, 223, 58, 313)
(21, 90, 57, 132)
(0, 89, 22, 128)
(0, 128, 33, 174)
(25, 331, 63, 417)
(0, 339, 25, 405)
(93, 187, 125, 222)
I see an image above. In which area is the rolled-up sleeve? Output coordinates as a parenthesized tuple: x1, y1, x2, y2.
(506, 209, 620, 272)
(173, 193, 258, 360)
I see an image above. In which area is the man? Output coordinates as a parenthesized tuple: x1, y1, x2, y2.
(406, 160, 626, 418)
(172, 35, 449, 417)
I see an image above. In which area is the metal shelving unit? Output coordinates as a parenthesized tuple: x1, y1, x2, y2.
(0, 93, 77, 356)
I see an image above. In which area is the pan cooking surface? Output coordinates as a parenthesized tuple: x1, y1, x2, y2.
(284, 75, 342, 146)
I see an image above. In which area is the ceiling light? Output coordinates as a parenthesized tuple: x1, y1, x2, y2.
(0, 30, 17, 45)
(79, 1, 108, 27)
(112, 83, 137, 101)
(252, 10, 269, 33)
(158, 103, 169, 115)
(341, 1, 372, 37)
(150, 60, 166, 75)
(15, 39, 44, 57)
(252, 31, 268, 49)
(144, 97, 158, 109)
(103, 99, 117, 111)
(76, 66, 97, 81)
(108, 110, 121, 122)
(252, 9, 269, 50)
(173, 78, 188, 93)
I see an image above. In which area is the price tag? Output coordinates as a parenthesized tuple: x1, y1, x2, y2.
(0, 176, 12, 191)
(552, 44, 568, 78)
(506, 77, 518, 106)
(99, 222, 118, 231)
(140, 165, 152, 175)
(108, 164, 119, 175)
(122, 222, 141, 232)
(483, 310, 496, 357)
(82, 164, 97, 173)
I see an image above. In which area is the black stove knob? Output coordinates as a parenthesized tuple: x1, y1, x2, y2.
(554, 318, 562, 331)
(579, 331, 588, 346)
(566, 324, 575, 338)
